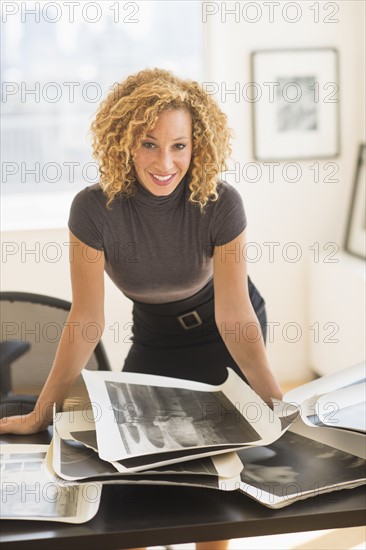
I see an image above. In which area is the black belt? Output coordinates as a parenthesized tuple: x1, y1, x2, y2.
(131, 275, 265, 335)
(132, 279, 215, 337)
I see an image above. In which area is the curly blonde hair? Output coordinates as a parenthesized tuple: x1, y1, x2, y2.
(91, 68, 232, 210)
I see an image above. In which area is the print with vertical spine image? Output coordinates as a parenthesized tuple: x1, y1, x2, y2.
(106, 382, 260, 456)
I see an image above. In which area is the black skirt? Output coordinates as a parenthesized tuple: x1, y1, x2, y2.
(122, 276, 267, 386)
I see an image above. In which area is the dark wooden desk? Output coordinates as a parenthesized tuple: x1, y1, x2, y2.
(1, 432, 365, 550)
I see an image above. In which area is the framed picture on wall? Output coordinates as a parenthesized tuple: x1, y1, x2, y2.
(344, 144, 366, 260)
(251, 48, 340, 161)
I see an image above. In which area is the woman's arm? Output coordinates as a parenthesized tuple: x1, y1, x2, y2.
(0, 231, 105, 434)
(213, 229, 283, 405)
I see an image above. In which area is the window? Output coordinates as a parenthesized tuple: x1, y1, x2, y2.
(1, 1, 203, 195)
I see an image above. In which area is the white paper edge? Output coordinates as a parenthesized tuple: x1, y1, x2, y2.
(82, 368, 282, 464)
(284, 362, 365, 404)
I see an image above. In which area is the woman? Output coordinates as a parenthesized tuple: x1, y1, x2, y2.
(0, 68, 282, 549)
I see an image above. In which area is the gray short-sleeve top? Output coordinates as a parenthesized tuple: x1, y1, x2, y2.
(68, 178, 246, 304)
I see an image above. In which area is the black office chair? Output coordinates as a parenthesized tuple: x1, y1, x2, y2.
(0, 291, 111, 418)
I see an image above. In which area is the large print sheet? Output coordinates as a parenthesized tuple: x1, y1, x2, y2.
(82, 368, 283, 465)
(52, 419, 243, 490)
(0, 444, 101, 523)
(284, 362, 365, 434)
(54, 410, 244, 489)
(237, 431, 366, 508)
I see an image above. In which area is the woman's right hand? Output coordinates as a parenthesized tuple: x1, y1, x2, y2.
(0, 411, 50, 435)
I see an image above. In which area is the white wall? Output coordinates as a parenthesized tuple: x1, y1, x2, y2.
(1, 225, 133, 372)
(1, 1, 365, 382)
(203, 0, 365, 380)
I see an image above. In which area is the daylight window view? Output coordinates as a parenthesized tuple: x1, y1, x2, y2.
(1, 1, 203, 193)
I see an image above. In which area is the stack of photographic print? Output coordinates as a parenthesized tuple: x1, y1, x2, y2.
(2, 364, 365, 521)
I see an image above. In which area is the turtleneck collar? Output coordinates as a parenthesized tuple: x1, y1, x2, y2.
(133, 175, 187, 208)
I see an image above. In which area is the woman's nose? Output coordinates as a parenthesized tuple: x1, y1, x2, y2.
(156, 150, 174, 171)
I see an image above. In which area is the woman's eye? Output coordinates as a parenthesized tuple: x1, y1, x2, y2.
(141, 142, 187, 150)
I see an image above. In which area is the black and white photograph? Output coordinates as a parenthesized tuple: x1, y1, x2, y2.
(106, 381, 260, 455)
(51, 427, 242, 491)
(58, 437, 117, 480)
(81, 368, 284, 465)
(238, 431, 366, 508)
(276, 76, 317, 132)
(0, 445, 101, 523)
(251, 48, 340, 160)
(69, 429, 99, 452)
(54, 405, 247, 477)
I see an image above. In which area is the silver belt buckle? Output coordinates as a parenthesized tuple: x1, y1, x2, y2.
(177, 310, 202, 330)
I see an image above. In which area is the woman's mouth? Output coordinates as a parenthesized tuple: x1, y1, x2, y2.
(149, 173, 176, 186)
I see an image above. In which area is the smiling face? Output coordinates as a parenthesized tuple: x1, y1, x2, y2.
(133, 109, 193, 196)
